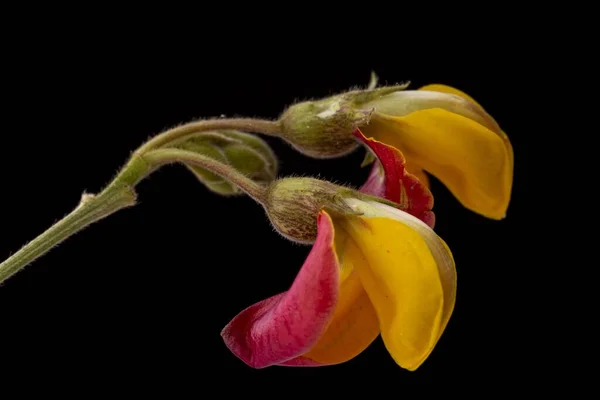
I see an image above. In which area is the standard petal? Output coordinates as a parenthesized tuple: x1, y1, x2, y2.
(364, 89, 502, 135)
(418, 83, 514, 175)
(355, 129, 435, 228)
(221, 211, 340, 368)
(363, 110, 512, 220)
(281, 228, 380, 366)
(340, 199, 457, 371)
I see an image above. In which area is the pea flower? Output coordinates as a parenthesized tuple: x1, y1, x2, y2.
(221, 137, 456, 370)
(358, 84, 513, 220)
(278, 81, 513, 220)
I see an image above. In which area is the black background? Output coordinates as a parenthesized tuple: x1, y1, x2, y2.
(0, 36, 537, 389)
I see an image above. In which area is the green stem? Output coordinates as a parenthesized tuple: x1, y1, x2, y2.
(0, 117, 280, 285)
(134, 118, 282, 156)
(142, 148, 268, 204)
(0, 185, 136, 285)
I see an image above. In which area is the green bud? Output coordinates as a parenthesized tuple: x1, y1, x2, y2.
(171, 130, 278, 196)
(277, 83, 410, 159)
(278, 95, 373, 159)
(264, 177, 363, 244)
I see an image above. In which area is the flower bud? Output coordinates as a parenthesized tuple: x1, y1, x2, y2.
(277, 84, 410, 159)
(263, 177, 363, 244)
(278, 96, 373, 158)
(173, 130, 278, 195)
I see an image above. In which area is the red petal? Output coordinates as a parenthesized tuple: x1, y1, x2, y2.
(221, 212, 340, 368)
(355, 129, 435, 228)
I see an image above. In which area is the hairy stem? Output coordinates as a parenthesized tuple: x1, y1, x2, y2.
(0, 117, 280, 285)
(135, 118, 282, 156)
(142, 148, 268, 204)
(0, 185, 136, 284)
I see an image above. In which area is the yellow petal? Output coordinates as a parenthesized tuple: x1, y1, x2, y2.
(363, 110, 512, 220)
(418, 84, 514, 172)
(340, 198, 456, 371)
(301, 228, 380, 364)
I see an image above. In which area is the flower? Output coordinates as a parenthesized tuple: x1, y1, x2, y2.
(221, 198, 456, 371)
(221, 141, 456, 370)
(358, 83, 513, 220)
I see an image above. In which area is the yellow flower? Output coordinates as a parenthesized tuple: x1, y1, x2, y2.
(359, 84, 513, 220)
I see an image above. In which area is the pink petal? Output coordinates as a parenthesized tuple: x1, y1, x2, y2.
(360, 160, 386, 198)
(221, 212, 340, 368)
(355, 129, 436, 228)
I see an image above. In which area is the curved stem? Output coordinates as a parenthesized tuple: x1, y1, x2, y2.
(0, 185, 136, 284)
(142, 148, 268, 204)
(0, 117, 280, 285)
(135, 118, 282, 156)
